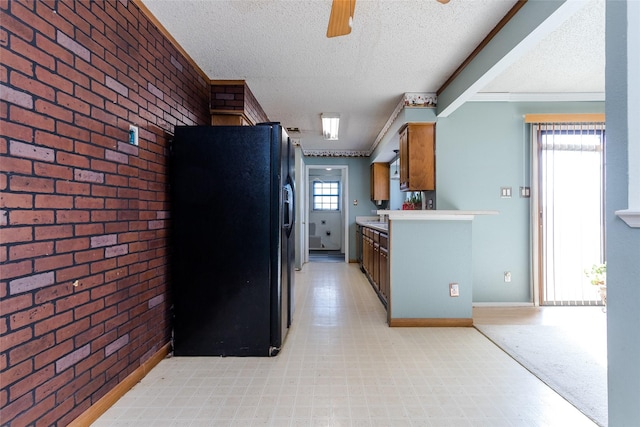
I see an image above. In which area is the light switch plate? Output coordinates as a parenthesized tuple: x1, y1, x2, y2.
(500, 187, 512, 198)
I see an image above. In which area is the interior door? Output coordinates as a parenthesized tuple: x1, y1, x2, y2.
(536, 123, 606, 306)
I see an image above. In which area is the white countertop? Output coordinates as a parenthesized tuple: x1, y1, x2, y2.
(376, 210, 499, 221)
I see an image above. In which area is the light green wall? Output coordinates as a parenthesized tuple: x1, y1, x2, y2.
(605, 2, 640, 425)
(303, 156, 373, 261)
(390, 220, 473, 319)
(436, 101, 604, 302)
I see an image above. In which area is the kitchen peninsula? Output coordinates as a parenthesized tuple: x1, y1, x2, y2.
(357, 210, 498, 327)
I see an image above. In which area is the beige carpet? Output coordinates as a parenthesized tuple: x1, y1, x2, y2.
(475, 313, 607, 426)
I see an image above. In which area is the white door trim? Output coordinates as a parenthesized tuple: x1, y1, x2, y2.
(304, 164, 349, 264)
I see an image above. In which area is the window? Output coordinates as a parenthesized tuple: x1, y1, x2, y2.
(313, 181, 340, 211)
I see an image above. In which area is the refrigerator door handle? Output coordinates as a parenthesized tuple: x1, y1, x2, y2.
(283, 180, 294, 236)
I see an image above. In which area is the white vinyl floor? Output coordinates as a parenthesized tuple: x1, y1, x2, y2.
(92, 262, 596, 426)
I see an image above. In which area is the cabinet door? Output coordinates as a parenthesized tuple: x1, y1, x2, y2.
(399, 127, 409, 190)
(372, 231, 380, 288)
(370, 163, 390, 201)
(380, 247, 389, 302)
(399, 123, 435, 191)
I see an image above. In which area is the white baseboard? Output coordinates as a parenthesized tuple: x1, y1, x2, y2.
(472, 302, 535, 307)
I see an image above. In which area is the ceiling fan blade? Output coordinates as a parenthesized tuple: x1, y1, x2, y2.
(436, 0, 451, 3)
(327, 0, 356, 38)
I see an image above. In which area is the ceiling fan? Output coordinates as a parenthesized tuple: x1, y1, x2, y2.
(327, 0, 450, 38)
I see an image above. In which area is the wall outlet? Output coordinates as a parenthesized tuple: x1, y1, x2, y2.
(449, 283, 459, 297)
(504, 271, 512, 283)
(129, 124, 139, 146)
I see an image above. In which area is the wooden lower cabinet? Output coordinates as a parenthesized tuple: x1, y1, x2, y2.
(359, 225, 389, 307)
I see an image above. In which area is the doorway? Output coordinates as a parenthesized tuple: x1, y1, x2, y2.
(305, 165, 349, 264)
(534, 123, 606, 306)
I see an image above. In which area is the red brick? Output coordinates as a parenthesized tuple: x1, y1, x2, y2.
(0, 225, 32, 244)
(55, 317, 90, 343)
(34, 224, 73, 240)
(56, 264, 89, 283)
(75, 323, 105, 349)
(10, 302, 54, 330)
(34, 162, 73, 180)
(74, 196, 104, 209)
(75, 85, 104, 109)
(90, 303, 117, 325)
(91, 184, 117, 197)
(34, 282, 73, 304)
(74, 248, 104, 264)
(55, 210, 89, 224)
(0, 192, 33, 208)
(56, 150, 89, 168)
(55, 289, 90, 312)
(91, 210, 117, 222)
(105, 198, 128, 210)
(56, 180, 91, 196)
(35, 65, 73, 95)
(35, 194, 73, 209)
(33, 310, 72, 337)
(9, 106, 55, 132)
(34, 253, 74, 273)
(104, 221, 127, 234)
(0, 259, 32, 281)
(90, 281, 116, 300)
(10, 71, 56, 102)
(9, 241, 53, 261)
(35, 130, 74, 152)
(0, 8, 34, 42)
(9, 332, 55, 365)
(0, 392, 33, 425)
(104, 311, 128, 332)
(34, 367, 73, 403)
(56, 121, 90, 142)
(105, 173, 128, 187)
(58, 0, 92, 34)
(55, 237, 89, 253)
(74, 222, 104, 236)
(56, 91, 91, 116)
(0, 155, 32, 174)
(9, 175, 54, 194)
(11, 393, 55, 427)
(9, 210, 54, 225)
(11, 1, 56, 39)
(34, 98, 74, 123)
(75, 141, 105, 159)
(0, 45, 33, 77)
(0, 325, 32, 351)
(90, 255, 119, 277)
(2, 359, 33, 389)
(56, 370, 91, 408)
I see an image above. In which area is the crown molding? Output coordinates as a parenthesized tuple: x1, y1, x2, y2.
(302, 149, 370, 157)
(470, 92, 605, 102)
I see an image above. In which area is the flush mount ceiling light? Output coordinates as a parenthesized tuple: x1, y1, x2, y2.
(321, 113, 340, 140)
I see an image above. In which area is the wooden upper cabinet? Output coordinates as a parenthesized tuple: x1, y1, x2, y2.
(370, 162, 390, 202)
(399, 122, 435, 191)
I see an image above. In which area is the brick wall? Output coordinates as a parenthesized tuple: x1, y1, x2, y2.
(211, 81, 269, 125)
(0, 0, 210, 425)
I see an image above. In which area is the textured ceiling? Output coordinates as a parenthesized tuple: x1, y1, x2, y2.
(140, 0, 605, 156)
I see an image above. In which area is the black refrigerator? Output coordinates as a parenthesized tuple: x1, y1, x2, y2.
(169, 123, 295, 356)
